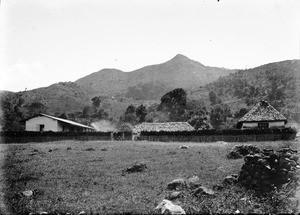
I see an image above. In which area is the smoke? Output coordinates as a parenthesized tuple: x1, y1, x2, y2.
(91, 120, 116, 132)
(288, 122, 300, 136)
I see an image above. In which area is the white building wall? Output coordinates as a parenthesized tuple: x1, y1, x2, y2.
(25, 116, 59, 131)
(268, 121, 285, 128)
(242, 122, 258, 128)
(242, 121, 285, 129)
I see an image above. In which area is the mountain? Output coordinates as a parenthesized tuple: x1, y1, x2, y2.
(2, 55, 298, 126)
(75, 54, 235, 100)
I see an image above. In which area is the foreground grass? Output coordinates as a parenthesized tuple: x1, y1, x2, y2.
(1, 139, 299, 214)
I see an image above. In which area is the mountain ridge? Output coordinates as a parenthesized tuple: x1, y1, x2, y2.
(75, 54, 235, 99)
(2, 55, 298, 125)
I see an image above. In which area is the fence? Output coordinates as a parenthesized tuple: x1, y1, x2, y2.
(138, 127, 297, 142)
(139, 133, 296, 142)
(0, 131, 113, 143)
(0, 128, 297, 143)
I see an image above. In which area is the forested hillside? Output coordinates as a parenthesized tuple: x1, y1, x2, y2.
(189, 60, 300, 123)
(1, 59, 299, 131)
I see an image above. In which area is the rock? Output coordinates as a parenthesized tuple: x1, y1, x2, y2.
(122, 162, 147, 175)
(78, 211, 86, 215)
(155, 199, 186, 215)
(212, 184, 224, 191)
(290, 154, 299, 162)
(179, 145, 188, 149)
(193, 186, 215, 196)
(168, 191, 182, 200)
(217, 141, 228, 145)
(67, 147, 72, 150)
(22, 190, 33, 197)
(39, 212, 48, 215)
(234, 209, 241, 214)
(186, 175, 201, 189)
(223, 175, 238, 185)
(167, 179, 186, 190)
(48, 149, 52, 152)
(227, 151, 243, 159)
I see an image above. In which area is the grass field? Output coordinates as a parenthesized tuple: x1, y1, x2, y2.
(0, 139, 299, 214)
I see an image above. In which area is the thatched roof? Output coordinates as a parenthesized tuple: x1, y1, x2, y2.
(238, 100, 287, 123)
(118, 123, 134, 132)
(133, 122, 195, 133)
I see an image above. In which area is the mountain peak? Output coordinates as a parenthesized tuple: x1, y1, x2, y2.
(172, 54, 190, 61)
(169, 54, 204, 66)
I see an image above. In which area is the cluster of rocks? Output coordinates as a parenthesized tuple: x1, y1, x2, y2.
(227, 144, 261, 159)
(155, 176, 217, 214)
(238, 147, 300, 191)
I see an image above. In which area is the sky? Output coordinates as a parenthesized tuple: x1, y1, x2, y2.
(0, 0, 299, 92)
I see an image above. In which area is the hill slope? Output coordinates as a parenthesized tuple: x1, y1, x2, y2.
(188, 59, 300, 122)
(75, 54, 235, 100)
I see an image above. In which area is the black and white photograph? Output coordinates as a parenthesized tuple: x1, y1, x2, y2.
(0, 0, 300, 214)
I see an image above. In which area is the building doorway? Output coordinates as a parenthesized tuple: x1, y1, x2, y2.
(39, 124, 45, 132)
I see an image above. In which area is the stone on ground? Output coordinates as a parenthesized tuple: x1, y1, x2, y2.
(192, 186, 215, 196)
(155, 199, 186, 214)
(122, 162, 147, 175)
(167, 178, 186, 190)
(168, 191, 182, 200)
(186, 175, 201, 189)
(179, 145, 188, 149)
(22, 190, 33, 197)
(223, 175, 238, 185)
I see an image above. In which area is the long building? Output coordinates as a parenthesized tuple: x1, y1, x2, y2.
(25, 113, 95, 132)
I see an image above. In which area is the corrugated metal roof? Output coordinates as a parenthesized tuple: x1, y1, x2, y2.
(238, 100, 287, 123)
(133, 122, 195, 133)
(38, 113, 95, 130)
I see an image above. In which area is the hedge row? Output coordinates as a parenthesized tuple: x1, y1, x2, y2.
(140, 127, 298, 136)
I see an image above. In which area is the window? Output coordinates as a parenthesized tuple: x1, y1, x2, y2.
(39, 124, 45, 132)
(258, 122, 268, 129)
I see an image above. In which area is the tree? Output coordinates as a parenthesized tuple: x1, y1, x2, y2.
(92, 96, 101, 111)
(158, 88, 187, 121)
(26, 102, 47, 117)
(91, 109, 109, 120)
(125, 104, 136, 115)
(0, 93, 25, 131)
(136, 104, 147, 123)
(209, 91, 218, 105)
(210, 104, 232, 130)
(159, 88, 187, 109)
(59, 112, 68, 119)
(234, 108, 248, 119)
(82, 106, 91, 118)
(120, 104, 139, 125)
(186, 107, 212, 130)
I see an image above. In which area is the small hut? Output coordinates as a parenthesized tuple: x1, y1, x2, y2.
(118, 123, 134, 133)
(237, 100, 287, 129)
(132, 122, 194, 140)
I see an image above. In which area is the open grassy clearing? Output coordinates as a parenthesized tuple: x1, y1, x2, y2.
(1, 139, 299, 214)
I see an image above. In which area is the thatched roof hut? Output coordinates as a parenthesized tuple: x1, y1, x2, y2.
(118, 123, 134, 132)
(237, 100, 287, 129)
(133, 122, 195, 133)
